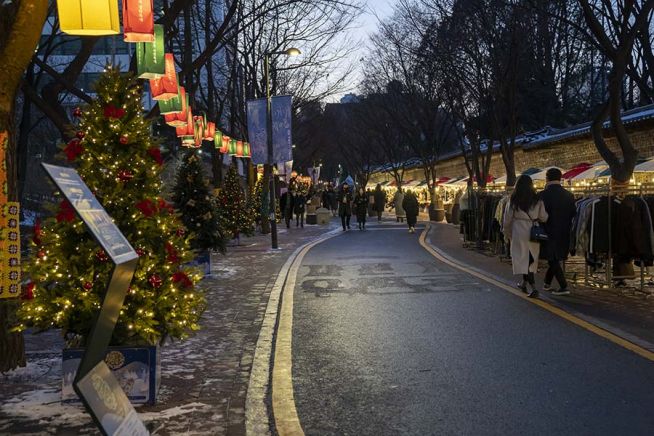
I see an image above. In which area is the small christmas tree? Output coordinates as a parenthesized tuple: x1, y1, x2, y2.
(20, 68, 205, 346)
(218, 164, 254, 240)
(247, 177, 264, 228)
(172, 151, 226, 253)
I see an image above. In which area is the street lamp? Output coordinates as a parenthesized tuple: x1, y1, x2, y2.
(264, 47, 301, 249)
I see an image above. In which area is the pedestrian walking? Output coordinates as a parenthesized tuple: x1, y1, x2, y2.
(338, 183, 353, 231)
(280, 189, 294, 229)
(294, 193, 306, 228)
(402, 190, 419, 233)
(539, 168, 576, 296)
(329, 186, 338, 217)
(503, 175, 548, 298)
(354, 187, 369, 230)
(394, 188, 406, 223)
(373, 184, 386, 222)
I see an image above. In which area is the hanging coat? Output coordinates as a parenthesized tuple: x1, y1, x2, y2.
(394, 191, 406, 218)
(503, 200, 548, 275)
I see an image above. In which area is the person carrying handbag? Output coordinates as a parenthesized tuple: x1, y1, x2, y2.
(503, 175, 549, 298)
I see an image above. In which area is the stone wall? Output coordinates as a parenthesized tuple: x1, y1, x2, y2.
(369, 121, 654, 183)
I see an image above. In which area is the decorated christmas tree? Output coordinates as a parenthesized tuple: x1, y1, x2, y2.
(247, 176, 264, 228)
(19, 68, 205, 346)
(218, 164, 255, 240)
(172, 150, 226, 253)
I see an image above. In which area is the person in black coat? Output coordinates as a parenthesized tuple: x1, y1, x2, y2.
(373, 184, 386, 222)
(402, 190, 420, 233)
(294, 194, 306, 228)
(354, 187, 369, 230)
(337, 183, 353, 230)
(280, 190, 294, 229)
(539, 168, 576, 295)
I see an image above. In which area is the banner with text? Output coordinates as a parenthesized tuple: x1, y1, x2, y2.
(246, 99, 267, 164)
(246, 95, 293, 165)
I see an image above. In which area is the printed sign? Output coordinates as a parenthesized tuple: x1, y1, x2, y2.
(41, 164, 137, 264)
(246, 98, 267, 165)
(75, 361, 149, 436)
(272, 95, 293, 164)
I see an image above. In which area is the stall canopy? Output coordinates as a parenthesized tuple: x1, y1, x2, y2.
(634, 158, 654, 172)
(531, 166, 565, 181)
(434, 177, 451, 185)
(562, 163, 593, 179)
(405, 179, 424, 188)
(571, 164, 608, 181)
(389, 179, 412, 187)
(520, 167, 542, 176)
(493, 175, 507, 184)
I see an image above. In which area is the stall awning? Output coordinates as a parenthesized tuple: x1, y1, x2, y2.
(571, 165, 608, 181)
(520, 167, 542, 176)
(562, 163, 593, 179)
(434, 177, 451, 185)
(405, 179, 424, 188)
(635, 158, 654, 172)
(531, 166, 565, 181)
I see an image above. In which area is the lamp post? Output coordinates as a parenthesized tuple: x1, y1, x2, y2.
(264, 47, 300, 249)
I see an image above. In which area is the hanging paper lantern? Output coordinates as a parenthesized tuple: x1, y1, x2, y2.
(123, 0, 155, 42)
(136, 24, 164, 79)
(243, 142, 251, 158)
(158, 87, 183, 115)
(220, 135, 230, 154)
(57, 0, 120, 36)
(236, 140, 244, 157)
(164, 88, 188, 127)
(149, 54, 179, 100)
(176, 107, 194, 137)
(214, 130, 223, 149)
(204, 122, 216, 141)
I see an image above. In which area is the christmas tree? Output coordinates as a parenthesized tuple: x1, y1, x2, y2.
(172, 150, 226, 253)
(247, 176, 264, 228)
(218, 164, 254, 240)
(19, 68, 205, 346)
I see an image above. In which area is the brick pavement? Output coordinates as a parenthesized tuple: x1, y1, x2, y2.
(426, 221, 654, 347)
(0, 220, 338, 436)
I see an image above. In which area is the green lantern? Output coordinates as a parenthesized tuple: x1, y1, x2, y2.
(158, 85, 182, 114)
(136, 24, 165, 79)
(243, 142, 251, 158)
(214, 130, 223, 149)
(228, 138, 238, 156)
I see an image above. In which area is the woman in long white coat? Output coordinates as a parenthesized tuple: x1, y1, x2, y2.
(503, 175, 548, 298)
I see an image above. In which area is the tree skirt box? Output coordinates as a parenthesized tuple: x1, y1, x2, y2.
(62, 346, 160, 405)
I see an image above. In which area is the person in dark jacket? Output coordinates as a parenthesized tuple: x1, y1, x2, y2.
(280, 189, 294, 229)
(337, 183, 353, 230)
(402, 190, 420, 233)
(540, 168, 576, 296)
(373, 184, 386, 222)
(354, 187, 369, 230)
(294, 193, 306, 228)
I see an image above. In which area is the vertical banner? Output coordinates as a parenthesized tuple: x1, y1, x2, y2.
(246, 99, 267, 164)
(272, 95, 293, 164)
(1, 202, 20, 299)
(0, 131, 7, 204)
(284, 160, 294, 184)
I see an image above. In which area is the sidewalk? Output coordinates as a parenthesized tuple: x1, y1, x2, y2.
(425, 221, 654, 347)
(0, 219, 339, 435)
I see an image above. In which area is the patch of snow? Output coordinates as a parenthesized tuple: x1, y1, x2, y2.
(1, 357, 60, 383)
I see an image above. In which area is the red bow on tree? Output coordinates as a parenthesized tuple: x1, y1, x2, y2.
(147, 147, 164, 166)
(22, 282, 35, 300)
(158, 198, 174, 215)
(64, 139, 85, 162)
(164, 242, 179, 264)
(135, 199, 157, 217)
(104, 104, 126, 119)
(56, 200, 76, 223)
(33, 218, 42, 246)
(172, 271, 193, 289)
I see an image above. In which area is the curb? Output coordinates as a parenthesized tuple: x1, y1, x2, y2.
(421, 223, 654, 361)
(245, 229, 341, 436)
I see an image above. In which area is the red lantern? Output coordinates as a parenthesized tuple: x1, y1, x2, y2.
(123, 0, 155, 42)
(204, 122, 216, 141)
(236, 140, 244, 157)
(149, 54, 178, 101)
(176, 107, 194, 137)
(220, 135, 230, 154)
(164, 87, 188, 127)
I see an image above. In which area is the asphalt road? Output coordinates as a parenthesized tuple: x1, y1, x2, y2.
(291, 224, 654, 435)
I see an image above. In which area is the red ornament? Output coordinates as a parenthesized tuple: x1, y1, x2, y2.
(147, 147, 164, 166)
(172, 271, 193, 289)
(96, 250, 109, 262)
(157, 198, 174, 214)
(164, 242, 179, 264)
(56, 200, 76, 223)
(73, 107, 83, 118)
(119, 135, 129, 145)
(118, 169, 134, 182)
(33, 218, 42, 246)
(136, 199, 157, 217)
(148, 274, 163, 288)
(76, 131, 85, 139)
(22, 282, 35, 300)
(64, 138, 85, 162)
(37, 249, 46, 259)
(176, 228, 186, 237)
(83, 282, 93, 290)
(104, 104, 126, 119)
(136, 248, 146, 257)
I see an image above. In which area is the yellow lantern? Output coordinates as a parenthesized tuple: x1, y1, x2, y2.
(57, 0, 120, 36)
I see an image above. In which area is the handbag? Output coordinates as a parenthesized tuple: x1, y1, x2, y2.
(527, 211, 549, 242)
